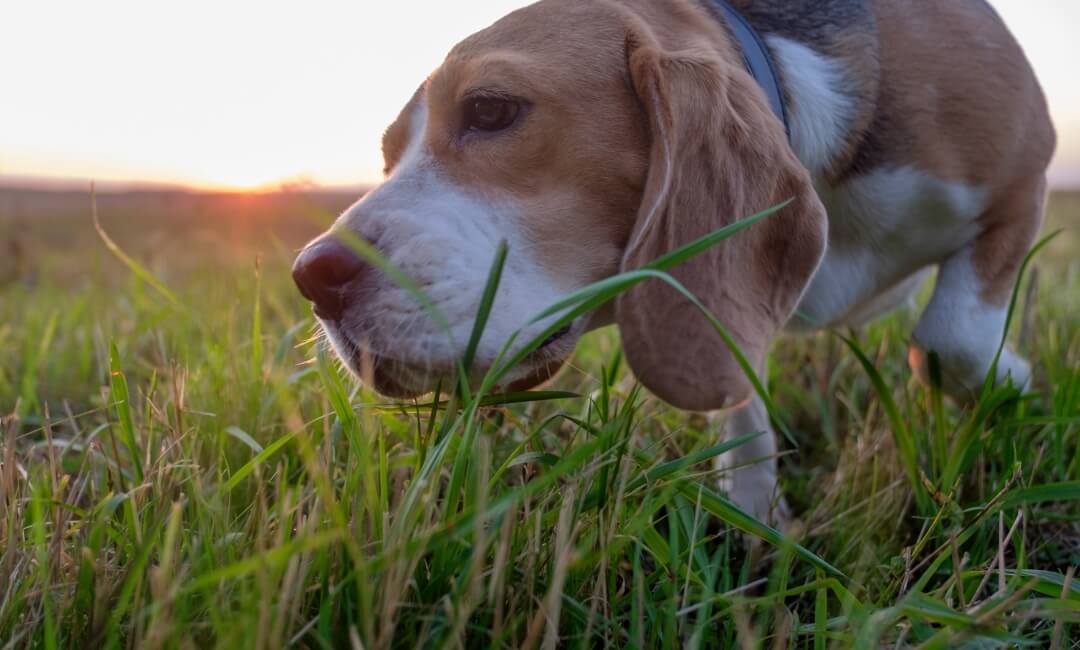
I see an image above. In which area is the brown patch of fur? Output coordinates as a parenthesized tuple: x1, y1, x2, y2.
(973, 175, 1049, 306)
(842, 0, 1055, 188)
(614, 2, 827, 411)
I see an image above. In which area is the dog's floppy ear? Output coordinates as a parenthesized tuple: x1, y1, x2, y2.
(616, 34, 827, 411)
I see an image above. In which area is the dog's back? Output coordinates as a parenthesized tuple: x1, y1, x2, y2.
(731, 0, 1055, 188)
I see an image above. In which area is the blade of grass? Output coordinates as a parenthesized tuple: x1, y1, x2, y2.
(223, 430, 299, 493)
(528, 201, 791, 324)
(838, 333, 929, 512)
(1001, 481, 1080, 509)
(458, 240, 509, 397)
(180, 529, 345, 596)
(108, 342, 143, 485)
(443, 245, 513, 522)
(91, 184, 181, 309)
(983, 230, 1060, 400)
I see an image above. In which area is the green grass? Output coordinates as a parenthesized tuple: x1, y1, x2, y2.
(1, 191, 1078, 648)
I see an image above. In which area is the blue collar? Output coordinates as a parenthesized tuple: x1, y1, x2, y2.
(706, 1, 791, 139)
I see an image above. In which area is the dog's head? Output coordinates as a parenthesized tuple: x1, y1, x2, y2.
(293, 0, 826, 408)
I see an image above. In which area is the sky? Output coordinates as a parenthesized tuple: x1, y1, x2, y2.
(1, 0, 1078, 190)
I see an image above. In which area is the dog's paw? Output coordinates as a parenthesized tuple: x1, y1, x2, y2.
(909, 343, 1033, 401)
(994, 349, 1031, 391)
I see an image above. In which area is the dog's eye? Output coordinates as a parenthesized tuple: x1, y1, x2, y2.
(464, 96, 520, 132)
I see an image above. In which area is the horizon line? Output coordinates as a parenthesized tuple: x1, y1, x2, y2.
(0, 173, 372, 195)
(2, 171, 1079, 195)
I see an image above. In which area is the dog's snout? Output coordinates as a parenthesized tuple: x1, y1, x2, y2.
(292, 238, 368, 321)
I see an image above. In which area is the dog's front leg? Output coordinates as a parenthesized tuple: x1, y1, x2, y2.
(712, 393, 790, 527)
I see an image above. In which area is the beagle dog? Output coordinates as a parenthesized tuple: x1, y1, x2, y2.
(293, 0, 1055, 521)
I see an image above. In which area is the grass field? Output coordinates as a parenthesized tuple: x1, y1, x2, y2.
(1, 187, 1078, 648)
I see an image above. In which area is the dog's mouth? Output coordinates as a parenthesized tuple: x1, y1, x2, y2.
(329, 333, 439, 398)
(538, 325, 573, 349)
(322, 320, 580, 399)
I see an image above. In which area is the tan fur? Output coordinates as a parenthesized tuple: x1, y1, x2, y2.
(615, 16, 827, 410)
(857, 0, 1054, 183)
(972, 175, 1048, 305)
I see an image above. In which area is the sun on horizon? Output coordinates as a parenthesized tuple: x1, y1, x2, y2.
(2, 0, 1079, 192)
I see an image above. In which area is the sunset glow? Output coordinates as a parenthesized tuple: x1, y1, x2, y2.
(1, 0, 1078, 190)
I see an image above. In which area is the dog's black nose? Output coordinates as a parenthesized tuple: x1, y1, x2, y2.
(292, 238, 367, 321)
